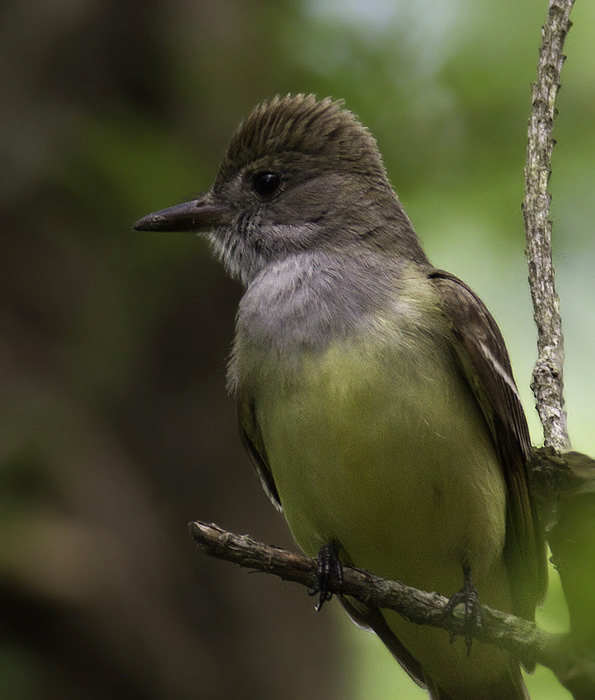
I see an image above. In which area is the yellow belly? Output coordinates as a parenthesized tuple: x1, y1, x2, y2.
(257, 339, 506, 580)
(254, 338, 514, 695)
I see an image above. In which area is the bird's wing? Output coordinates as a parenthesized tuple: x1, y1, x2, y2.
(238, 393, 282, 511)
(429, 269, 547, 619)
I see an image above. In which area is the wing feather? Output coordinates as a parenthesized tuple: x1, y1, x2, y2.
(429, 269, 547, 618)
(238, 393, 282, 511)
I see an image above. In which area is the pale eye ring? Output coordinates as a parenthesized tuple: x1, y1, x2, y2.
(252, 171, 281, 198)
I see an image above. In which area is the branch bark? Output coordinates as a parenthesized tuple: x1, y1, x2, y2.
(520, 4, 595, 699)
(522, 0, 574, 454)
(189, 521, 593, 690)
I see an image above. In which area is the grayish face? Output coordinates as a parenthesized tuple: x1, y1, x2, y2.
(208, 160, 385, 284)
(133, 94, 422, 286)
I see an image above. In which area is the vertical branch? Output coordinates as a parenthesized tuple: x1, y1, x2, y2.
(522, 0, 574, 454)
(522, 7, 595, 698)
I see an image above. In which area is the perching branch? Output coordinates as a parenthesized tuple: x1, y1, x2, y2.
(189, 521, 594, 692)
(189, 522, 543, 656)
(522, 0, 574, 454)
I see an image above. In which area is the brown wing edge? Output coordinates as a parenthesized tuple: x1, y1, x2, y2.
(429, 270, 547, 623)
(238, 393, 282, 511)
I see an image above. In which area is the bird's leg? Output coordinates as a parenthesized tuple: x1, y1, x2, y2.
(309, 542, 343, 611)
(443, 563, 482, 656)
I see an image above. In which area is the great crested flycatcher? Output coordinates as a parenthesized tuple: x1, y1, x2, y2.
(134, 94, 546, 700)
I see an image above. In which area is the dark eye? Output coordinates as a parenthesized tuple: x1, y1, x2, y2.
(252, 171, 281, 198)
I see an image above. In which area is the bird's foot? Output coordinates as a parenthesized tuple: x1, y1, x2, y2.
(309, 542, 343, 611)
(443, 564, 482, 656)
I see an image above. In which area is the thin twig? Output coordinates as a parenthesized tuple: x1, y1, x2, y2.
(522, 0, 574, 453)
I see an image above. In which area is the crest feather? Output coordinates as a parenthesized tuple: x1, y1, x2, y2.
(219, 94, 384, 179)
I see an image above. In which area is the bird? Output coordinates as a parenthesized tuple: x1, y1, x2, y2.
(133, 94, 547, 700)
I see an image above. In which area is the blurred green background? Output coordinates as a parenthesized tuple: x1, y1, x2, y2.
(1, 0, 593, 698)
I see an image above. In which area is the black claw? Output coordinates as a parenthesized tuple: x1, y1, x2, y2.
(309, 542, 343, 611)
(443, 564, 482, 656)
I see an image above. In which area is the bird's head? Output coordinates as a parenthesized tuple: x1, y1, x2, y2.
(133, 94, 420, 285)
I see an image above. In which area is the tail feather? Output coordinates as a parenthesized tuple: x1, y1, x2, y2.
(340, 597, 530, 699)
